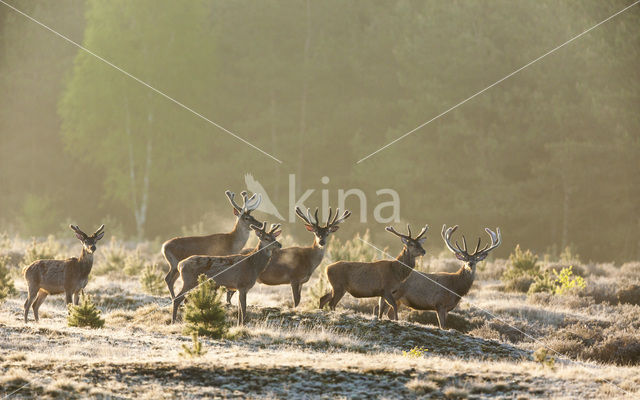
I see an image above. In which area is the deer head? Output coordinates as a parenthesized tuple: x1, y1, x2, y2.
(295, 207, 351, 247)
(441, 224, 501, 271)
(386, 224, 428, 258)
(69, 224, 105, 254)
(226, 190, 262, 228)
(250, 221, 283, 251)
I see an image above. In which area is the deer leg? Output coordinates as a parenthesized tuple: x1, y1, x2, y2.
(226, 289, 235, 305)
(291, 282, 302, 307)
(238, 290, 247, 325)
(377, 297, 390, 319)
(32, 290, 48, 322)
(65, 291, 74, 307)
(163, 251, 179, 299)
(24, 286, 39, 323)
(382, 292, 399, 321)
(171, 288, 190, 324)
(73, 292, 80, 305)
(435, 307, 447, 329)
(319, 292, 332, 309)
(328, 287, 346, 310)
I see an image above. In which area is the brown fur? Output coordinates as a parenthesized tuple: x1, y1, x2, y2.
(172, 223, 281, 325)
(23, 225, 104, 323)
(384, 225, 501, 329)
(162, 191, 260, 299)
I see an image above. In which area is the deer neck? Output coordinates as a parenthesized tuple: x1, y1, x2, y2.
(228, 218, 251, 252)
(250, 242, 275, 272)
(78, 247, 94, 274)
(453, 264, 476, 297)
(310, 237, 326, 260)
(392, 247, 415, 281)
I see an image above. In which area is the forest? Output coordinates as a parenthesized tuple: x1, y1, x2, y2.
(0, 0, 638, 262)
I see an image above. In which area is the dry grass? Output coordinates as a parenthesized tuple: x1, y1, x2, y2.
(1, 235, 640, 398)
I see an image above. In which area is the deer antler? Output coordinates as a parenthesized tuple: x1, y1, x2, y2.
(92, 224, 105, 238)
(225, 191, 244, 211)
(69, 224, 88, 239)
(386, 224, 428, 241)
(442, 224, 501, 259)
(327, 208, 351, 228)
(244, 193, 262, 212)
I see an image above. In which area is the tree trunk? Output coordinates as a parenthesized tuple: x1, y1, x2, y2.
(125, 99, 153, 239)
(296, 0, 312, 195)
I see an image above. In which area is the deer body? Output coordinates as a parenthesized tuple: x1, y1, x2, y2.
(384, 225, 501, 328)
(227, 207, 351, 307)
(23, 225, 104, 323)
(162, 191, 261, 299)
(319, 224, 427, 320)
(172, 222, 281, 325)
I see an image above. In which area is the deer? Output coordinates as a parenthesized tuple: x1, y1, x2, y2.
(172, 221, 282, 325)
(23, 224, 105, 323)
(162, 190, 261, 299)
(226, 207, 351, 307)
(319, 224, 428, 320)
(382, 224, 501, 329)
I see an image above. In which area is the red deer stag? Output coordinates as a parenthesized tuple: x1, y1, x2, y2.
(172, 221, 282, 325)
(384, 224, 501, 328)
(227, 207, 351, 307)
(319, 224, 428, 320)
(23, 224, 105, 322)
(162, 190, 261, 299)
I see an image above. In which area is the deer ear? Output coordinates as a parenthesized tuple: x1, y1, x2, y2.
(455, 253, 466, 261)
(95, 232, 105, 241)
(75, 233, 85, 241)
(273, 231, 281, 238)
(305, 224, 315, 232)
(401, 237, 409, 245)
(233, 208, 240, 216)
(418, 238, 426, 245)
(329, 225, 340, 232)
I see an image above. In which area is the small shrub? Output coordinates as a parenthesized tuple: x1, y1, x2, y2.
(22, 236, 61, 265)
(505, 275, 534, 293)
(123, 250, 146, 276)
(527, 266, 586, 296)
(617, 284, 640, 306)
(554, 266, 586, 295)
(502, 245, 539, 291)
(402, 346, 429, 358)
(67, 295, 105, 329)
(533, 347, 556, 369)
(180, 333, 207, 358)
(0, 254, 16, 302)
(140, 264, 165, 295)
(183, 275, 228, 339)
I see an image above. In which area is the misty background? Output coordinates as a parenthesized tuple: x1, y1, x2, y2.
(0, 0, 638, 261)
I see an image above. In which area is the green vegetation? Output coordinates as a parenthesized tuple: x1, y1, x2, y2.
(502, 245, 539, 292)
(123, 250, 146, 277)
(528, 266, 586, 295)
(0, 255, 16, 303)
(140, 264, 165, 295)
(402, 346, 429, 359)
(533, 348, 556, 370)
(183, 275, 228, 339)
(180, 333, 208, 358)
(67, 295, 105, 329)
